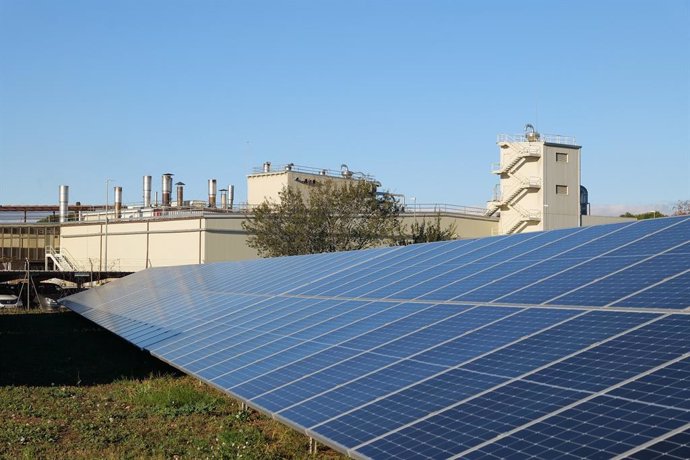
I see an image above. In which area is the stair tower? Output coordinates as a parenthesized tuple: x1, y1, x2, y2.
(486, 124, 581, 234)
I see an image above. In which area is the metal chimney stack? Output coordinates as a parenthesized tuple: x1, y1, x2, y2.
(59, 185, 69, 223)
(208, 179, 217, 208)
(114, 186, 123, 219)
(176, 182, 185, 207)
(143, 175, 152, 208)
(228, 184, 235, 210)
(162, 173, 173, 207)
(220, 189, 228, 209)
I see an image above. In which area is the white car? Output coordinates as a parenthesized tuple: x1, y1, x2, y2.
(0, 294, 23, 308)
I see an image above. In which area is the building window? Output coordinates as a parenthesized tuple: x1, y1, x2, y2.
(556, 152, 568, 162)
(556, 185, 568, 195)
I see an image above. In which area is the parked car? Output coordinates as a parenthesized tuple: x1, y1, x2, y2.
(37, 294, 59, 309)
(0, 294, 23, 308)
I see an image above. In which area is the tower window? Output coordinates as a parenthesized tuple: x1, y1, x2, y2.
(556, 185, 569, 195)
(556, 152, 568, 162)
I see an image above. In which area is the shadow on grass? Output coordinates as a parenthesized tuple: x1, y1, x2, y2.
(0, 310, 181, 386)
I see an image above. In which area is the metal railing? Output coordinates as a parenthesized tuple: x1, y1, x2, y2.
(497, 133, 577, 145)
(250, 163, 376, 182)
(401, 203, 488, 217)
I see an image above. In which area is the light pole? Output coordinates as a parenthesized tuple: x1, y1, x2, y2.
(105, 178, 114, 272)
(411, 197, 417, 224)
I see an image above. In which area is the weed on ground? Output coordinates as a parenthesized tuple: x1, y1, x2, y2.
(0, 309, 343, 459)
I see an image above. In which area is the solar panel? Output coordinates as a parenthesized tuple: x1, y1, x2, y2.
(61, 215, 690, 459)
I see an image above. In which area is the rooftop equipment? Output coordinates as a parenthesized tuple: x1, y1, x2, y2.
(143, 175, 152, 208)
(59, 185, 69, 223)
(341, 164, 353, 178)
(208, 179, 217, 208)
(220, 188, 228, 209)
(525, 123, 541, 142)
(161, 173, 173, 207)
(176, 182, 185, 208)
(114, 186, 122, 218)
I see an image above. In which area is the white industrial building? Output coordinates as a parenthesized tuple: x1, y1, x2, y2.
(44, 125, 631, 273)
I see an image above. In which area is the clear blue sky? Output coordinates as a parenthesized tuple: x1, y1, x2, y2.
(1, 0, 688, 214)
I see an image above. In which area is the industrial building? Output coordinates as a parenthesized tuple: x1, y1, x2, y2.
(1, 125, 631, 275)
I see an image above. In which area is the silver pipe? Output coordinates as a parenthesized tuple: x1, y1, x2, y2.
(114, 186, 122, 219)
(208, 179, 217, 208)
(220, 189, 228, 209)
(162, 173, 173, 207)
(229, 185, 234, 210)
(59, 185, 69, 223)
(143, 175, 152, 208)
(176, 182, 185, 207)
(262, 161, 271, 173)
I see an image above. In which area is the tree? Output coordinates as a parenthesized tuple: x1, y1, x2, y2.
(619, 211, 666, 220)
(243, 180, 402, 257)
(405, 213, 457, 244)
(672, 200, 690, 216)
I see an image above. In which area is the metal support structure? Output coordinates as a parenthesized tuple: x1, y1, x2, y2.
(105, 178, 114, 272)
(308, 437, 318, 455)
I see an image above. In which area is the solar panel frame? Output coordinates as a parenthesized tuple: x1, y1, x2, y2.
(59, 215, 690, 459)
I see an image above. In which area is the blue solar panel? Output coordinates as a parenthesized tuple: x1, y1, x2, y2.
(60, 215, 690, 459)
(466, 396, 690, 460)
(627, 429, 690, 460)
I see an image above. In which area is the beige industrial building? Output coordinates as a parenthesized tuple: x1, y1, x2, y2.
(57, 164, 498, 272)
(2, 125, 632, 274)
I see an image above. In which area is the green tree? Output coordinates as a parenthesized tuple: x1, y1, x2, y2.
(405, 213, 457, 244)
(619, 211, 666, 220)
(243, 180, 402, 257)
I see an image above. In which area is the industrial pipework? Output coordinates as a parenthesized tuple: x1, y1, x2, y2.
(162, 173, 173, 207)
(176, 182, 185, 207)
(143, 175, 152, 208)
(208, 179, 217, 208)
(59, 185, 69, 223)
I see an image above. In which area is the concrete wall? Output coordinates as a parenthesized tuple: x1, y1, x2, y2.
(582, 215, 637, 226)
(400, 212, 498, 239)
(60, 216, 257, 272)
(247, 170, 370, 206)
(203, 215, 258, 262)
(59, 210, 497, 272)
(542, 143, 581, 231)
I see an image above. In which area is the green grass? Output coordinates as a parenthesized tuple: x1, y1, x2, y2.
(0, 309, 343, 459)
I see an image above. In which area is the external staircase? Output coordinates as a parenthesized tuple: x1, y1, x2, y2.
(485, 140, 543, 234)
(45, 246, 81, 271)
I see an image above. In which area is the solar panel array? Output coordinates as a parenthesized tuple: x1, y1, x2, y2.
(62, 216, 690, 459)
